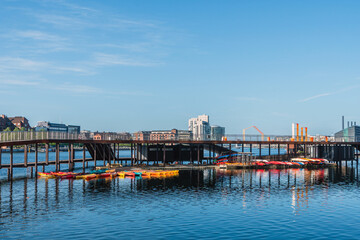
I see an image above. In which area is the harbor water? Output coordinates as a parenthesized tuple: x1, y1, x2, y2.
(1, 161, 360, 239)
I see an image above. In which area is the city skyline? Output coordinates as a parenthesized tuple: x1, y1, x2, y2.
(1, 0, 360, 135)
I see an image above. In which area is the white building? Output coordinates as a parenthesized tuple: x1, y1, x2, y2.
(188, 114, 211, 140)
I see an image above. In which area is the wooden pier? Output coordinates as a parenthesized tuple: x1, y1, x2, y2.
(0, 139, 359, 180)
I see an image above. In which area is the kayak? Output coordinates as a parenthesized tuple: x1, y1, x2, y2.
(38, 172, 56, 178)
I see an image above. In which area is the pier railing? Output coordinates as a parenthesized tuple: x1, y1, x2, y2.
(0, 131, 79, 142)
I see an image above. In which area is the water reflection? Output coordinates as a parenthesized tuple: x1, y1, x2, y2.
(1, 166, 360, 237)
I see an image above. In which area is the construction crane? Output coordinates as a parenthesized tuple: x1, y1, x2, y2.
(243, 126, 264, 141)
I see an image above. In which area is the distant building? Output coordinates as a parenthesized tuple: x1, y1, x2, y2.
(93, 132, 132, 140)
(79, 130, 93, 140)
(133, 129, 192, 141)
(150, 129, 192, 141)
(133, 131, 151, 141)
(0, 115, 16, 131)
(188, 114, 211, 140)
(35, 121, 80, 133)
(8, 116, 30, 130)
(211, 125, 225, 140)
(68, 125, 81, 134)
(335, 126, 360, 142)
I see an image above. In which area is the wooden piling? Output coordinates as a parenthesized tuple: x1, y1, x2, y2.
(163, 143, 166, 167)
(197, 144, 200, 165)
(259, 144, 261, 157)
(46, 143, 49, 165)
(56, 143, 59, 171)
(24, 144, 28, 167)
(9, 146, 13, 180)
(68, 143, 72, 171)
(35, 143, 38, 175)
(82, 145, 86, 172)
(113, 143, 116, 164)
(103, 146, 105, 166)
(94, 144, 97, 168)
(190, 144, 193, 164)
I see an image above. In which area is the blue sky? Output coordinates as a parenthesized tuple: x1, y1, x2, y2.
(1, 0, 360, 135)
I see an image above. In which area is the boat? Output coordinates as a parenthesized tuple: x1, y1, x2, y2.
(38, 172, 56, 178)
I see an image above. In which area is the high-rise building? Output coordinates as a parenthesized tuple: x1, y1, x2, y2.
(188, 114, 211, 140)
(211, 125, 225, 140)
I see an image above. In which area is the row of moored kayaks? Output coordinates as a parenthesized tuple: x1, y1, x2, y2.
(38, 169, 179, 180)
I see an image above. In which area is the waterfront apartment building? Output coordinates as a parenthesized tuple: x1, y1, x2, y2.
(188, 114, 211, 140)
(35, 121, 81, 134)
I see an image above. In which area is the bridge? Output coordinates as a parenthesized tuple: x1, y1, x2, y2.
(0, 132, 359, 180)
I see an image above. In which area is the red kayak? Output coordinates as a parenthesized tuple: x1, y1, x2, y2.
(98, 173, 112, 178)
(125, 172, 135, 177)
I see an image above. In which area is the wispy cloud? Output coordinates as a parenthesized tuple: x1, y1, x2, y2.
(0, 57, 48, 72)
(299, 85, 360, 102)
(299, 93, 332, 102)
(93, 53, 161, 67)
(10, 30, 66, 42)
(233, 97, 263, 102)
(50, 83, 101, 93)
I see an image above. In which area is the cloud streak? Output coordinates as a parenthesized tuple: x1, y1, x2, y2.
(299, 85, 360, 102)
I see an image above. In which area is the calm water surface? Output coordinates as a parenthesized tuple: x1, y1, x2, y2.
(1, 165, 360, 239)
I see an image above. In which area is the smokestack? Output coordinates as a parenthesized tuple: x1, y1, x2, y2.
(342, 116, 345, 130)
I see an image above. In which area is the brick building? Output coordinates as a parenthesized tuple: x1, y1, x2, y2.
(133, 131, 151, 141)
(0, 115, 15, 131)
(8, 116, 30, 130)
(93, 132, 132, 140)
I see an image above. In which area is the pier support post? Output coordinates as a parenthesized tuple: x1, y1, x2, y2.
(229, 144, 232, 162)
(179, 144, 182, 164)
(259, 144, 261, 158)
(131, 143, 134, 166)
(163, 143, 166, 167)
(278, 144, 280, 157)
(82, 145, 86, 172)
(55, 143, 59, 172)
(24, 144, 28, 167)
(68, 143, 72, 171)
(94, 144, 97, 168)
(197, 144, 200, 165)
(46, 144, 49, 166)
(113, 143, 116, 164)
(269, 144, 271, 157)
(9, 146, 13, 180)
(156, 144, 159, 165)
(190, 144, 193, 164)
(35, 143, 38, 175)
(103, 146, 106, 166)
